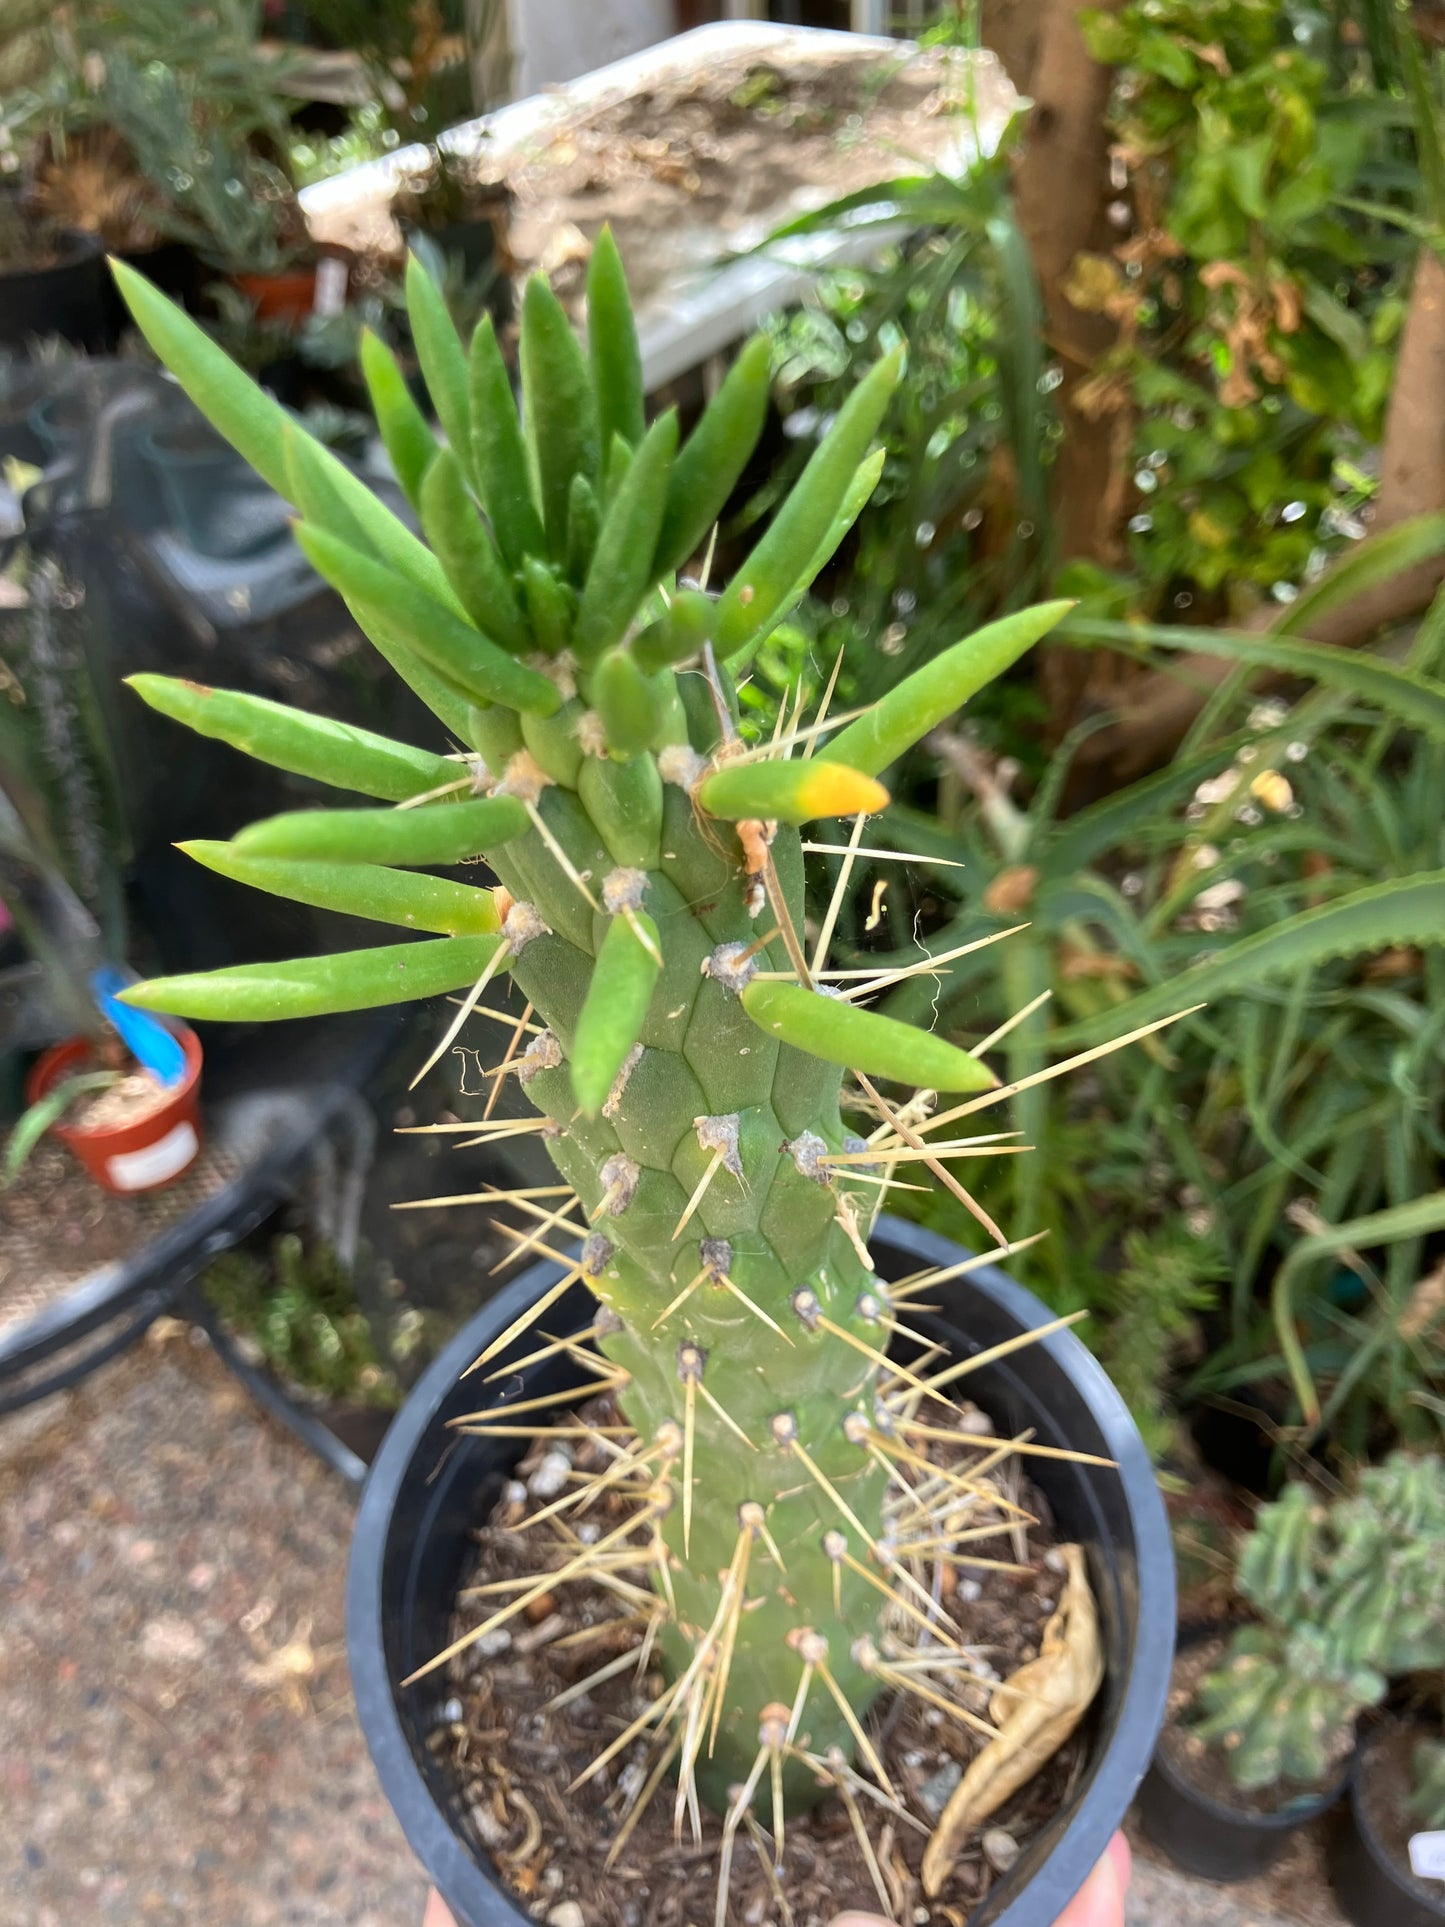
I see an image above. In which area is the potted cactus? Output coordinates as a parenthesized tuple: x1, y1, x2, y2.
(1331, 1720, 1445, 1927)
(1142, 1454, 1445, 1889)
(108, 238, 1174, 1924)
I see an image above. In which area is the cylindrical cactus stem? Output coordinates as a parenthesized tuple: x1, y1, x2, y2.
(110, 239, 1073, 1819)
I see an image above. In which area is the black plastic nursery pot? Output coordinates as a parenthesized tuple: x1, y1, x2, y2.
(1136, 1625, 1352, 1882)
(348, 1216, 1175, 1927)
(0, 225, 110, 354)
(1328, 1726, 1445, 1927)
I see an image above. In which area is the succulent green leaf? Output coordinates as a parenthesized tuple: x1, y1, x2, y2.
(712, 346, 903, 660)
(730, 447, 887, 671)
(110, 259, 464, 618)
(520, 700, 586, 788)
(294, 523, 560, 716)
(234, 795, 527, 866)
(404, 252, 476, 495)
(520, 555, 575, 656)
(604, 431, 632, 506)
(418, 448, 531, 654)
(350, 610, 480, 745)
(179, 840, 501, 936)
(823, 600, 1074, 777)
(520, 271, 600, 560)
(740, 979, 996, 1092)
(632, 587, 718, 674)
(654, 333, 773, 579)
(468, 314, 547, 570)
(591, 649, 664, 758)
(359, 327, 438, 513)
(574, 409, 679, 662)
(572, 911, 662, 1115)
(118, 934, 507, 1021)
(697, 758, 889, 826)
(466, 704, 524, 772)
(566, 472, 602, 585)
(124, 675, 457, 800)
(587, 225, 646, 478)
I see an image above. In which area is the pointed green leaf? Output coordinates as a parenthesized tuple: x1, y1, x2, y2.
(118, 934, 507, 1021)
(235, 794, 527, 865)
(359, 327, 438, 513)
(295, 523, 560, 716)
(654, 333, 772, 578)
(740, 979, 996, 1093)
(1277, 513, 1445, 640)
(823, 600, 1073, 777)
(572, 911, 661, 1115)
(631, 587, 718, 675)
(110, 259, 465, 618)
(419, 448, 531, 654)
(180, 840, 501, 936)
(469, 314, 547, 571)
(591, 648, 663, 758)
(351, 608, 480, 745)
(520, 556, 574, 656)
(1055, 872, 1445, 1048)
(125, 675, 457, 800)
(713, 346, 902, 660)
(1062, 609, 1445, 745)
(587, 225, 645, 478)
(520, 272, 600, 561)
(405, 252, 476, 493)
(566, 472, 602, 585)
(728, 447, 886, 670)
(574, 409, 678, 662)
(698, 758, 889, 826)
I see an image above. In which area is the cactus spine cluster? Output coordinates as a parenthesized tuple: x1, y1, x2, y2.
(1193, 1454, 1445, 1793)
(112, 240, 1071, 1812)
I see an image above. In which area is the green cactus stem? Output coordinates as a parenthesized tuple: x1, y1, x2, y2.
(109, 238, 1077, 1814)
(1195, 1453, 1445, 1794)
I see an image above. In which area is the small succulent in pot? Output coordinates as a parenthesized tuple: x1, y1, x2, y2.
(1191, 1455, 1445, 1799)
(108, 236, 1157, 1908)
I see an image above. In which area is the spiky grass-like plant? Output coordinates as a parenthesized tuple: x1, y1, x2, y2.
(111, 242, 1160, 1868)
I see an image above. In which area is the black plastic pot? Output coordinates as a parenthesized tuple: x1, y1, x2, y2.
(348, 1215, 1174, 1927)
(1137, 1624, 1351, 1881)
(0, 224, 109, 354)
(1328, 1726, 1445, 1927)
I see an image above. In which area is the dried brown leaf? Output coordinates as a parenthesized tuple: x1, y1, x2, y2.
(920, 1544, 1103, 1895)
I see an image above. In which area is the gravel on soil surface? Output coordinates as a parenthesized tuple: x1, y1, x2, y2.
(0, 1328, 425, 1927)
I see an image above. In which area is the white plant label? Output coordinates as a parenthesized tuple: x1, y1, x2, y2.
(1409, 1830, 1445, 1881)
(107, 1122, 198, 1192)
(314, 256, 349, 317)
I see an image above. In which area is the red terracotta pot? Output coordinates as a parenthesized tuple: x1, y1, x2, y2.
(26, 1028, 205, 1196)
(233, 267, 318, 324)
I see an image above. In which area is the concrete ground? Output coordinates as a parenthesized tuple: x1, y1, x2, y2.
(0, 1331, 1345, 1927)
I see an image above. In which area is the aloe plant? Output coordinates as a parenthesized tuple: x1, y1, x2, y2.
(108, 239, 1105, 1857)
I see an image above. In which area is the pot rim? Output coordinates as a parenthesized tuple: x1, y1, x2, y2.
(347, 1214, 1175, 1927)
(0, 221, 104, 277)
(1344, 1720, 1445, 1917)
(26, 1025, 203, 1147)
